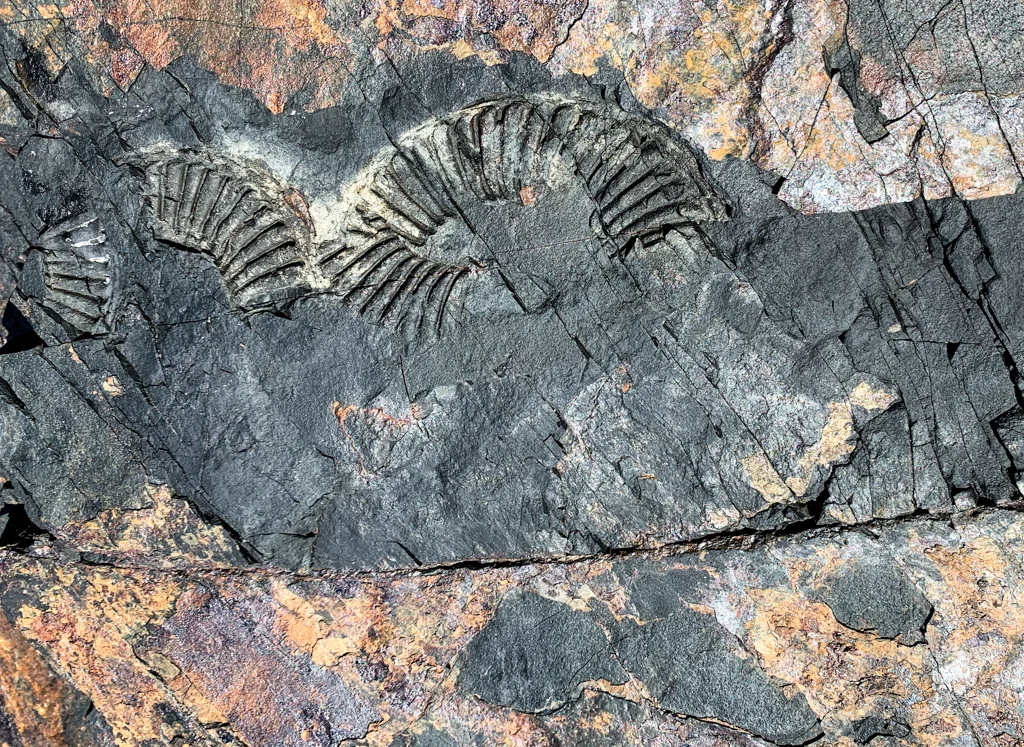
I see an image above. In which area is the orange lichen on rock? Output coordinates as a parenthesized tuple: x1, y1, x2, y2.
(742, 379, 898, 503)
(56, 484, 246, 568)
(745, 586, 943, 742)
(374, 0, 587, 64)
(910, 522, 1024, 732)
(0, 612, 73, 747)
(552, 0, 792, 162)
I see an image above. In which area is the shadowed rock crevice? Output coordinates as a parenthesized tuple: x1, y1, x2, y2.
(0, 503, 48, 551)
(0, 305, 42, 356)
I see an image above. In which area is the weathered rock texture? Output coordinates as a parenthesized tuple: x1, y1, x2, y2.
(4, 0, 1024, 212)
(3, 512, 1024, 746)
(1, 0, 1024, 744)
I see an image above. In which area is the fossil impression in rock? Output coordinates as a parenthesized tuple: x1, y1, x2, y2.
(22, 215, 115, 336)
(0, 85, 912, 571)
(133, 94, 729, 334)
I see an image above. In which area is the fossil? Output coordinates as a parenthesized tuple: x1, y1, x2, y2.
(134, 94, 728, 334)
(22, 215, 115, 336)
(134, 148, 313, 309)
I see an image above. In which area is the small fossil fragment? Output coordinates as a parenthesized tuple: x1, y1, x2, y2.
(25, 215, 114, 336)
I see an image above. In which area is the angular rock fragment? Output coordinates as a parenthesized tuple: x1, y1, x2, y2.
(457, 592, 625, 712)
(849, 715, 911, 744)
(0, 348, 148, 529)
(614, 575, 823, 746)
(820, 557, 932, 645)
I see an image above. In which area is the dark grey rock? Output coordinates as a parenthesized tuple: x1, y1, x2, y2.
(821, 557, 932, 644)
(849, 715, 911, 744)
(613, 575, 823, 746)
(0, 27, 1023, 581)
(0, 56, 894, 569)
(0, 346, 149, 528)
(822, 28, 889, 143)
(0, 705, 17, 747)
(457, 592, 625, 713)
(389, 725, 458, 747)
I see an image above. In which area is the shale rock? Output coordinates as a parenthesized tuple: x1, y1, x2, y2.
(0, 3, 1022, 745)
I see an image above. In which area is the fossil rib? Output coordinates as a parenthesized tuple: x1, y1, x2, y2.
(134, 94, 729, 333)
(34, 215, 115, 335)
(135, 149, 314, 309)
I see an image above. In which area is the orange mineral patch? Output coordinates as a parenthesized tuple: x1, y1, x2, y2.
(0, 612, 71, 747)
(2, 0, 1023, 210)
(8, 561, 185, 746)
(745, 586, 952, 744)
(4, 0, 358, 112)
(1, 512, 1023, 744)
(57, 484, 244, 568)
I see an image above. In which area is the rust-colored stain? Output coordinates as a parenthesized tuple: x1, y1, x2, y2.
(331, 401, 421, 479)
(56, 484, 246, 569)
(1, 0, 1021, 211)
(0, 612, 71, 747)
(1, 511, 1023, 745)
(2, 0, 356, 112)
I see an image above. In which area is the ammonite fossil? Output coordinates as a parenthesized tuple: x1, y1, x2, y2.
(20, 215, 114, 337)
(132, 94, 729, 335)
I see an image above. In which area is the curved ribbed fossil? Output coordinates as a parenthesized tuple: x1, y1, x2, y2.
(135, 149, 313, 309)
(135, 94, 729, 334)
(31, 216, 115, 335)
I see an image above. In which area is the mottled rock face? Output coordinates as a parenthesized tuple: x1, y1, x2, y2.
(5, 0, 1024, 213)
(0, 76, 923, 570)
(1, 6, 1024, 747)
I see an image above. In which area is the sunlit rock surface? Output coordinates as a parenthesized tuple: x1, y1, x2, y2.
(1, 2, 1024, 744)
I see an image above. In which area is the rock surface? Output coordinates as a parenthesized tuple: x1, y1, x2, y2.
(0, 2, 1024, 745)
(3, 0, 1024, 213)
